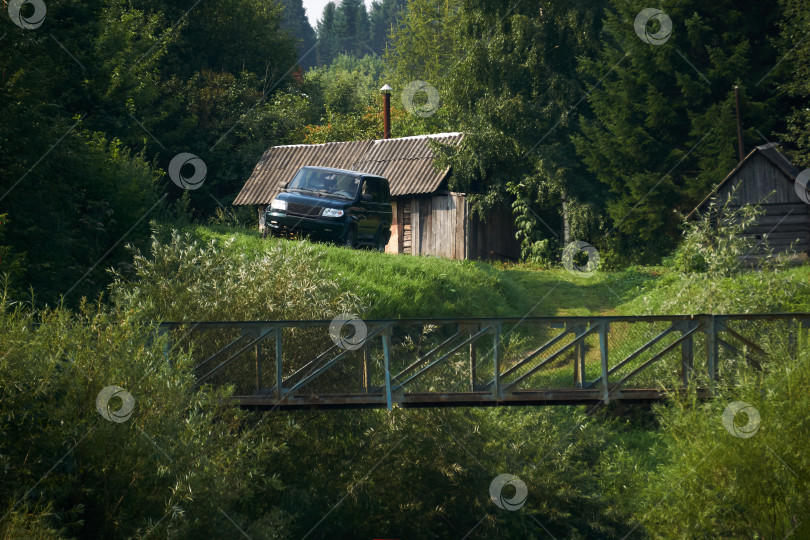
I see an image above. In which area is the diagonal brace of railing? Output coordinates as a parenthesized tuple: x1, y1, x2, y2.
(502, 325, 600, 392)
(611, 323, 704, 392)
(391, 330, 462, 384)
(193, 332, 250, 373)
(606, 323, 681, 378)
(487, 326, 573, 386)
(284, 327, 384, 398)
(720, 324, 768, 358)
(393, 326, 490, 392)
(718, 322, 768, 372)
(281, 342, 341, 387)
(197, 327, 275, 385)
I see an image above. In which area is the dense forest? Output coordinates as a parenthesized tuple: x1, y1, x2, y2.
(1, 0, 809, 305)
(2, 0, 810, 538)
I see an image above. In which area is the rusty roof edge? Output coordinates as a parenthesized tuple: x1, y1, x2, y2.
(270, 139, 369, 149)
(368, 132, 464, 144)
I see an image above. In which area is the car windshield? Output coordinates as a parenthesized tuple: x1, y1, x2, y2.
(287, 169, 361, 200)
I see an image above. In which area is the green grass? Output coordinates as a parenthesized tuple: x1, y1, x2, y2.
(196, 225, 523, 318)
(616, 264, 810, 315)
(195, 225, 667, 318)
(497, 264, 664, 316)
(191, 225, 810, 393)
(195, 225, 810, 320)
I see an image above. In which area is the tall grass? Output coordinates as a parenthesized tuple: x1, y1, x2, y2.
(193, 225, 531, 318)
(598, 205, 810, 538)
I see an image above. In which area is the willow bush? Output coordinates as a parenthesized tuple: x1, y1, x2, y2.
(0, 296, 296, 539)
(633, 346, 810, 537)
(110, 228, 363, 322)
(109, 229, 365, 394)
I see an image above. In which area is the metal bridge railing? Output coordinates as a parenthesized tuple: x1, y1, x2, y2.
(156, 314, 810, 410)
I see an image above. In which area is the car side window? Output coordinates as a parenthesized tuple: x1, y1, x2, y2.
(362, 179, 381, 203)
(336, 176, 359, 194)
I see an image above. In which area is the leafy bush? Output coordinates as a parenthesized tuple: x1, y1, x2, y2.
(110, 228, 363, 322)
(669, 192, 788, 277)
(635, 345, 810, 537)
(108, 228, 368, 393)
(268, 406, 636, 539)
(0, 295, 295, 539)
(512, 191, 558, 267)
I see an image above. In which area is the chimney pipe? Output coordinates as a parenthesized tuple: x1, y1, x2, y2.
(734, 85, 744, 162)
(380, 84, 392, 139)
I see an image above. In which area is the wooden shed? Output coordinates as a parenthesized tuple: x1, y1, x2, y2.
(687, 143, 809, 255)
(233, 133, 520, 260)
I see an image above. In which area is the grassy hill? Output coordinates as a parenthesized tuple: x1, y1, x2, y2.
(195, 225, 670, 318)
(194, 225, 810, 317)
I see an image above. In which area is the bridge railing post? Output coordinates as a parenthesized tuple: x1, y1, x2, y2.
(599, 320, 610, 404)
(275, 326, 283, 401)
(787, 317, 802, 359)
(362, 341, 371, 394)
(800, 317, 810, 356)
(572, 324, 585, 389)
(706, 315, 718, 385)
(492, 323, 501, 400)
(382, 325, 393, 411)
(255, 332, 263, 393)
(469, 323, 478, 392)
(681, 320, 694, 387)
(156, 323, 172, 362)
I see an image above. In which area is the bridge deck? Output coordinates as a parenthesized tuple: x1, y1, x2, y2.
(233, 388, 714, 410)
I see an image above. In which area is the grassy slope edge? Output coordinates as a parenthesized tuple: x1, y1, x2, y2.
(194, 225, 666, 318)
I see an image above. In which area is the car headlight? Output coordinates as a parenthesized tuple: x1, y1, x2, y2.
(322, 208, 344, 218)
(270, 199, 287, 212)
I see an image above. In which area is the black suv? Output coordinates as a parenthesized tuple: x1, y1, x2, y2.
(264, 166, 393, 250)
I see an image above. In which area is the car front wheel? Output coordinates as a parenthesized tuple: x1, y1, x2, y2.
(375, 230, 389, 252)
(342, 226, 357, 248)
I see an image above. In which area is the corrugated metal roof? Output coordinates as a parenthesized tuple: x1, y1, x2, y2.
(233, 133, 465, 205)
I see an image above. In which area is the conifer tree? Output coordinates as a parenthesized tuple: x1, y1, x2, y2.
(777, 0, 810, 168)
(573, 0, 788, 254)
(317, 2, 338, 65)
(279, 0, 318, 69)
(368, 0, 407, 56)
(334, 0, 370, 57)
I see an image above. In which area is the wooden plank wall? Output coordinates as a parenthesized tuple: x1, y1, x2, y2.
(715, 154, 810, 254)
(468, 207, 521, 260)
(718, 154, 799, 205)
(403, 201, 413, 253)
(385, 194, 522, 260)
(414, 194, 467, 259)
(732, 203, 809, 254)
(411, 199, 420, 255)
